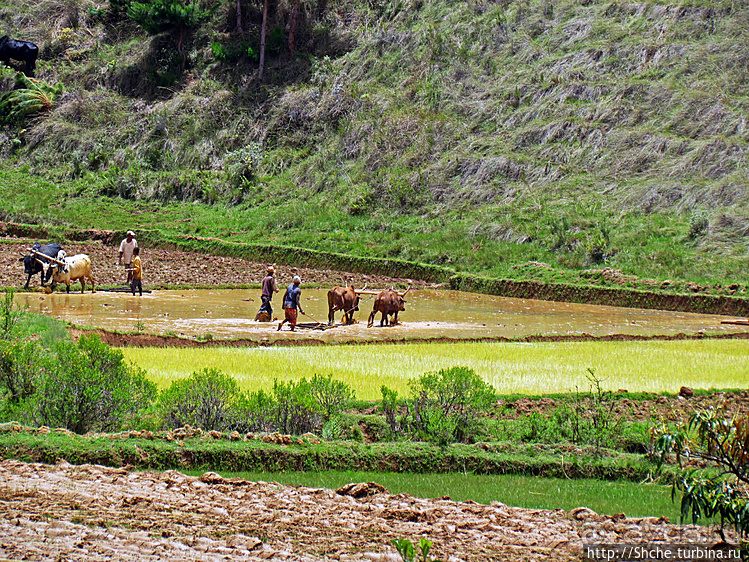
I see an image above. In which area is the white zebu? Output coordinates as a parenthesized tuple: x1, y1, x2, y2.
(51, 250, 96, 293)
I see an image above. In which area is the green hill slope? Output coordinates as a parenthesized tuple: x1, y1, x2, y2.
(0, 0, 747, 285)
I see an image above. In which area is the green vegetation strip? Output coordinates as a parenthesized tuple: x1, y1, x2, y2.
(190, 469, 682, 521)
(0, 430, 660, 482)
(124, 339, 749, 399)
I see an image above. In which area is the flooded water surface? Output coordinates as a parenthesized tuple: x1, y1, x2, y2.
(15, 289, 749, 342)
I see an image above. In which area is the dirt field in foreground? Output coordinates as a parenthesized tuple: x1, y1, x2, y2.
(3, 240, 435, 290)
(0, 459, 728, 562)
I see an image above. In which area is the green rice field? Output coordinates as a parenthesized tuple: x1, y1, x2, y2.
(123, 339, 749, 399)
(182, 470, 685, 521)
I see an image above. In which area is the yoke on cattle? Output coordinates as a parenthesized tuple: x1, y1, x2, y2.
(18, 243, 63, 289)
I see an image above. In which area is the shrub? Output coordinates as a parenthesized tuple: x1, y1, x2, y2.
(271, 375, 355, 435)
(0, 72, 63, 126)
(567, 370, 624, 452)
(0, 338, 52, 406)
(653, 402, 749, 545)
(211, 41, 228, 61)
(0, 291, 19, 337)
(272, 378, 321, 435)
(321, 413, 364, 441)
(32, 335, 156, 433)
(381, 385, 403, 436)
(225, 143, 262, 189)
(406, 366, 496, 445)
(158, 367, 243, 430)
(236, 389, 275, 433)
(308, 373, 355, 419)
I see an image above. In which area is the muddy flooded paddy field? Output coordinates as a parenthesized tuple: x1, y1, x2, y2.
(14, 288, 749, 343)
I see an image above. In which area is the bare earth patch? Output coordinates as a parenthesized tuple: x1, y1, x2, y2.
(2, 239, 435, 290)
(0, 459, 726, 562)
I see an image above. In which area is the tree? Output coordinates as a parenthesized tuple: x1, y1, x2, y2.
(235, 0, 243, 33)
(653, 403, 749, 545)
(128, 0, 211, 69)
(257, 0, 270, 80)
(288, 0, 300, 54)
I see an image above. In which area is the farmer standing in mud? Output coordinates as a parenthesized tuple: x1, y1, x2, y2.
(278, 275, 304, 331)
(255, 265, 278, 321)
(118, 230, 138, 284)
(130, 247, 143, 296)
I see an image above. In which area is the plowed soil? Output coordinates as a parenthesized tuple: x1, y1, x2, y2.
(0, 459, 728, 562)
(3, 240, 435, 290)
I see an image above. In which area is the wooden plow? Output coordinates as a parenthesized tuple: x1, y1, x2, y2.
(293, 321, 335, 331)
(721, 319, 749, 326)
(295, 311, 334, 331)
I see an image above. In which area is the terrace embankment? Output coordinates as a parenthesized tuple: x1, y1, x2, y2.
(0, 458, 730, 562)
(70, 328, 749, 348)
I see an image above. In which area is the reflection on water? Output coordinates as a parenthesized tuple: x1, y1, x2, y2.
(15, 289, 749, 342)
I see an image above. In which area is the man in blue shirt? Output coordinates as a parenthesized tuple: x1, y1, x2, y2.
(278, 275, 304, 331)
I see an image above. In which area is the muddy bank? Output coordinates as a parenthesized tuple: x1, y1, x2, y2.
(0, 459, 728, 561)
(70, 327, 749, 348)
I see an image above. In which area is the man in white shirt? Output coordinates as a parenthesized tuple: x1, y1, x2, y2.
(118, 230, 138, 284)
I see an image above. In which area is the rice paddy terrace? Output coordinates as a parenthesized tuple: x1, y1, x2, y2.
(15, 288, 749, 344)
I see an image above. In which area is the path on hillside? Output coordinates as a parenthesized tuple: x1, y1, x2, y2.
(0, 459, 727, 561)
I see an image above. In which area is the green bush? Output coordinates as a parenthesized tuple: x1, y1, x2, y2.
(0, 338, 52, 407)
(567, 370, 625, 453)
(31, 335, 156, 434)
(381, 385, 403, 437)
(211, 41, 229, 61)
(271, 375, 355, 435)
(0, 72, 63, 126)
(308, 373, 355, 419)
(158, 367, 243, 431)
(225, 144, 262, 189)
(272, 378, 322, 435)
(237, 389, 275, 433)
(395, 367, 497, 445)
(321, 413, 364, 441)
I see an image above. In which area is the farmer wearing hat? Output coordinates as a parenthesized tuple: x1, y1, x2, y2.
(118, 230, 138, 284)
(255, 265, 279, 321)
(278, 275, 304, 331)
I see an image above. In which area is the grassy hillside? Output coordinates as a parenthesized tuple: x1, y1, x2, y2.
(0, 0, 748, 285)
